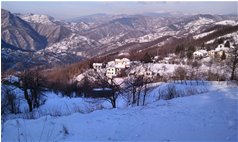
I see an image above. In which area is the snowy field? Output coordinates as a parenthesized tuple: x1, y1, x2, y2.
(2, 81, 238, 141)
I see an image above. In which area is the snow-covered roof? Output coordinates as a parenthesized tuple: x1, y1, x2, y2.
(193, 50, 208, 55)
(215, 45, 229, 52)
(75, 74, 84, 82)
(93, 63, 103, 66)
(118, 52, 130, 56)
(107, 61, 115, 66)
(164, 57, 172, 60)
(115, 58, 130, 62)
(107, 66, 116, 69)
(154, 56, 159, 59)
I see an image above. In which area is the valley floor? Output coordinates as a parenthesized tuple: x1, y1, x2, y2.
(2, 82, 238, 141)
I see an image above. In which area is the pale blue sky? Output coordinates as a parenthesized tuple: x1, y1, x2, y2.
(2, 1, 238, 20)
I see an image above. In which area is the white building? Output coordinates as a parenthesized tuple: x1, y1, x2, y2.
(115, 58, 131, 68)
(208, 44, 230, 58)
(106, 66, 121, 78)
(105, 58, 131, 78)
(144, 70, 155, 78)
(129, 65, 156, 78)
(215, 45, 230, 58)
(215, 44, 229, 52)
(208, 50, 216, 57)
(193, 50, 208, 58)
(93, 63, 103, 72)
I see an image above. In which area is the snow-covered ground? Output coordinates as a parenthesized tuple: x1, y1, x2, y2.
(215, 20, 238, 26)
(184, 17, 215, 33)
(2, 81, 238, 141)
(130, 63, 187, 77)
(206, 31, 238, 45)
(43, 33, 101, 56)
(193, 30, 216, 39)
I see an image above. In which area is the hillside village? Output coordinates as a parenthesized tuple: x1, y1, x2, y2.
(1, 2, 238, 141)
(85, 39, 236, 82)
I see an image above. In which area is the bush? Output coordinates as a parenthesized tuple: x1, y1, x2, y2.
(1, 87, 20, 115)
(158, 84, 179, 100)
(62, 125, 69, 136)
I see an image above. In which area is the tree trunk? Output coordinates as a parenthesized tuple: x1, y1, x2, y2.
(112, 97, 116, 108)
(142, 82, 147, 106)
(112, 100, 116, 108)
(24, 88, 33, 112)
(142, 93, 146, 106)
(137, 89, 141, 106)
(110, 95, 116, 108)
(230, 61, 236, 80)
(132, 86, 136, 105)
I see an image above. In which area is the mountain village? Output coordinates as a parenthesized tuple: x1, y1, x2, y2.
(1, 3, 238, 141)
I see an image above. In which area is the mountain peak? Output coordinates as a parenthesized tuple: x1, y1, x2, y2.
(19, 13, 58, 25)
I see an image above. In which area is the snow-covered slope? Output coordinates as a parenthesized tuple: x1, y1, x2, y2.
(20, 14, 59, 25)
(2, 82, 238, 141)
(64, 22, 91, 33)
(184, 17, 215, 33)
(206, 31, 238, 45)
(193, 30, 216, 39)
(215, 20, 238, 26)
(1, 9, 48, 51)
(42, 33, 102, 57)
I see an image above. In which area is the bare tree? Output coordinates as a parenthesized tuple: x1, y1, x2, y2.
(100, 78, 122, 108)
(142, 76, 151, 106)
(92, 72, 123, 108)
(191, 61, 202, 85)
(19, 69, 45, 112)
(124, 74, 138, 105)
(174, 66, 187, 84)
(77, 76, 93, 97)
(142, 66, 153, 106)
(125, 74, 144, 106)
(125, 73, 152, 106)
(228, 43, 238, 80)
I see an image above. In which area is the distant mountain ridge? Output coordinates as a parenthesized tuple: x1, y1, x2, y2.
(1, 9, 47, 51)
(1, 9, 238, 71)
(18, 13, 72, 46)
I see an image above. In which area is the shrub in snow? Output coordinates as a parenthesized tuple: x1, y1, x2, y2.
(158, 84, 179, 100)
(186, 87, 200, 96)
(1, 86, 21, 115)
(157, 83, 209, 100)
(62, 125, 69, 136)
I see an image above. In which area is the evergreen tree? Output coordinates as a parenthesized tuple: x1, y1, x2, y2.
(186, 51, 193, 59)
(186, 46, 196, 59)
(201, 43, 205, 49)
(206, 46, 211, 51)
(142, 53, 152, 63)
(218, 38, 224, 44)
(175, 44, 185, 55)
(188, 46, 196, 52)
(224, 41, 230, 48)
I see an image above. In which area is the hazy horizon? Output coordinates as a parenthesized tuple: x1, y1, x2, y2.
(2, 1, 238, 20)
